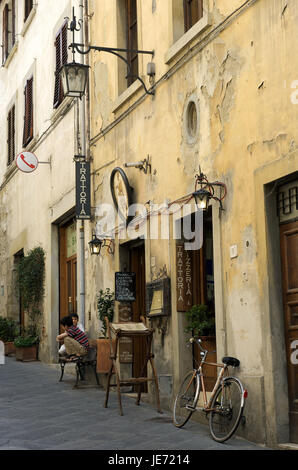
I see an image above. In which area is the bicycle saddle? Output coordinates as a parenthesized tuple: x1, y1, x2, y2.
(222, 356, 240, 367)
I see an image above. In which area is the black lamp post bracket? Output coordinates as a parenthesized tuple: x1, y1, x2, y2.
(69, 42, 155, 96)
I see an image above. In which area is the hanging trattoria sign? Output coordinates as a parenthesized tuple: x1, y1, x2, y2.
(176, 243, 193, 312)
(16, 152, 38, 173)
(76, 160, 91, 219)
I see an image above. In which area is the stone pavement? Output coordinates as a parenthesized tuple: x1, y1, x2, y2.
(0, 357, 268, 451)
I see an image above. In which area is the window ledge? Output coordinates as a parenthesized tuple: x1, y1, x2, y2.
(3, 41, 18, 68)
(23, 134, 40, 153)
(4, 161, 18, 181)
(165, 13, 213, 65)
(112, 80, 143, 114)
(21, 6, 37, 37)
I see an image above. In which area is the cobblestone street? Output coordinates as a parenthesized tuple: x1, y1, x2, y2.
(0, 357, 268, 451)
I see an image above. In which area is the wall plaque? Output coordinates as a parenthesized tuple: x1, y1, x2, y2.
(176, 243, 193, 311)
(146, 277, 171, 317)
(115, 272, 136, 302)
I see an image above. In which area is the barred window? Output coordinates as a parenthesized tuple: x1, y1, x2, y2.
(183, 0, 203, 32)
(7, 104, 15, 166)
(24, 0, 33, 22)
(53, 22, 68, 108)
(23, 77, 33, 147)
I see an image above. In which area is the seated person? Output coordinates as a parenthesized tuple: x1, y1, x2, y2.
(57, 315, 89, 358)
(71, 313, 84, 332)
(59, 313, 85, 356)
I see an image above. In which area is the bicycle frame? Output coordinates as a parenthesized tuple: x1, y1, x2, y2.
(194, 350, 229, 412)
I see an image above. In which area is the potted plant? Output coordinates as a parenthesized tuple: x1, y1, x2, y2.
(14, 329, 39, 361)
(96, 288, 115, 373)
(184, 304, 216, 338)
(15, 247, 45, 361)
(184, 304, 216, 391)
(0, 316, 18, 356)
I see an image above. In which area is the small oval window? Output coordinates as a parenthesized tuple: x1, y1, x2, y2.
(186, 101, 198, 139)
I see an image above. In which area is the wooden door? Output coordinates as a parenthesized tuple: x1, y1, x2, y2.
(59, 222, 77, 329)
(191, 212, 216, 391)
(280, 220, 298, 443)
(130, 243, 147, 391)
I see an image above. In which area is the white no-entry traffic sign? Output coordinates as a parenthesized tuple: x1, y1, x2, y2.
(16, 152, 38, 173)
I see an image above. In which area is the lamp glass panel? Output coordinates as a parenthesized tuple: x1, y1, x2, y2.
(92, 244, 101, 255)
(197, 196, 208, 210)
(61, 64, 88, 97)
(68, 67, 86, 93)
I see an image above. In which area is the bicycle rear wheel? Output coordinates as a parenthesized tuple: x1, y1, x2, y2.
(173, 371, 200, 428)
(209, 376, 244, 442)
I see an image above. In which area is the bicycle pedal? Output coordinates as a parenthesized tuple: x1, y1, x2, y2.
(186, 405, 196, 411)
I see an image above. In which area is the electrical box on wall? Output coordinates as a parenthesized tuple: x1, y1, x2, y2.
(230, 245, 238, 259)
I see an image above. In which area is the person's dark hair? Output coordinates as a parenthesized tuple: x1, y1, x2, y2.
(72, 313, 79, 319)
(60, 316, 73, 327)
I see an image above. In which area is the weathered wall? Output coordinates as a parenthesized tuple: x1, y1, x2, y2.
(87, 0, 298, 446)
(0, 0, 78, 362)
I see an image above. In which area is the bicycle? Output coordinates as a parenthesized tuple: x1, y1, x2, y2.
(173, 337, 248, 443)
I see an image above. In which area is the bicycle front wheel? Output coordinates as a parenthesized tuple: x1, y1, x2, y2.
(173, 371, 200, 428)
(209, 377, 244, 442)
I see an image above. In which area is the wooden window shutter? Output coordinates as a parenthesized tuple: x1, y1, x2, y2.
(7, 104, 15, 166)
(23, 77, 33, 147)
(2, 3, 8, 64)
(12, 0, 15, 47)
(24, 0, 33, 22)
(53, 23, 68, 108)
(125, 0, 138, 87)
(183, 0, 203, 33)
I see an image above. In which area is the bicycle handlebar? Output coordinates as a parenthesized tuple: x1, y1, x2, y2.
(189, 337, 216, 354)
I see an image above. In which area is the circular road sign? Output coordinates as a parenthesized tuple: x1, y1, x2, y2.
(16, 152, 38, 173)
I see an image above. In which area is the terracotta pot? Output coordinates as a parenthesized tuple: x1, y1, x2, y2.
(15, 345, 38, 361)
(96, 338, 115, 373)
(4, 342, 16, 356)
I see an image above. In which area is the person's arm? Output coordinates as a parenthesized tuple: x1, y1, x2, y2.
(56, 332, 68, 342)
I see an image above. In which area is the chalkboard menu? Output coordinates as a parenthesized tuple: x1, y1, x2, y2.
(115, 272, 136, 302)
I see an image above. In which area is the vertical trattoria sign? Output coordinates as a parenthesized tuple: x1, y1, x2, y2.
(76, 161, 91, 219)
(176, 243, 193, 312)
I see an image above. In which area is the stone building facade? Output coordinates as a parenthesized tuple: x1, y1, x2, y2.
(0, 0, 297, 448)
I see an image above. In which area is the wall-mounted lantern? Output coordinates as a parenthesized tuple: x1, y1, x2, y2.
(60, 61, 89, 99)
(88, 233, 114, 256)
(60, 8, 155, 98)
(193, 168, 227, 211)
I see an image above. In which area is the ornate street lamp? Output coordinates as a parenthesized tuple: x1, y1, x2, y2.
(193, 187, 212, 211)
(193, 168, 227, 211)
(88, 233, 103, 255)
(88, 233, 115, 256)
(60, 61, 89, 99)
(60, 8, 155, 98)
